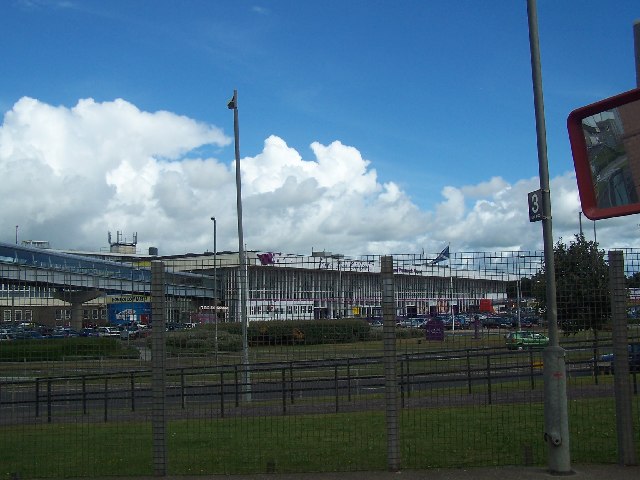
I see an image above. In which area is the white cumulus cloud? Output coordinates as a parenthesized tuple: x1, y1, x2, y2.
(0, 97, 636, 258)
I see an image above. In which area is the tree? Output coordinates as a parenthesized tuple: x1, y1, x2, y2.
(532, 234, 610, 334)
(626, 271, 640, 288)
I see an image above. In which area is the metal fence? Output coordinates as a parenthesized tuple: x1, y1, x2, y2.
(0, 248, 638, 477)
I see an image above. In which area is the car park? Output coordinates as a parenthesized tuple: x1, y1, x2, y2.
(505, 331, 549, 350)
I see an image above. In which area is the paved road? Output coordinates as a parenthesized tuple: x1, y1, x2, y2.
(100, 464, 640, 480)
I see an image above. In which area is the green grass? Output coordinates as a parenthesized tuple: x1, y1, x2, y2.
(1, 396, 634, 478)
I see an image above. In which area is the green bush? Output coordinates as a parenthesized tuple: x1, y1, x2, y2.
(218, 319, 372, 346)
(164, 326, 243, 354)
(0, 337, 138, 362)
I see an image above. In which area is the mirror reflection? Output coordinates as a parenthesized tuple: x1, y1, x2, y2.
(581, 99, 640, 209)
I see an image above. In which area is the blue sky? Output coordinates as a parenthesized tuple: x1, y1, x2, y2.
(1, 0, 639, 256)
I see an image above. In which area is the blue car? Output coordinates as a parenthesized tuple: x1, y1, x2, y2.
(593, 343, 640, 374)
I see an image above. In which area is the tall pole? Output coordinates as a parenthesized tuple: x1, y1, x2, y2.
(227, 90, 250, 399)
(527, 0, 571, 473)
(211, 216, 218, 365)
(381, 256, 400, 471)
(578, 212, 583, 236)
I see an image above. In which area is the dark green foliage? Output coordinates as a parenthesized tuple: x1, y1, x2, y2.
(626, 271, 640, 288)
(218, 319, 372, 346)
(165, 326, 243, 353)
(0, 337, 138, 362)
(532, 234, 610, 334)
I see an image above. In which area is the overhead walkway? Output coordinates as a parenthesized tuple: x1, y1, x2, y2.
(0, 241, 215, 329)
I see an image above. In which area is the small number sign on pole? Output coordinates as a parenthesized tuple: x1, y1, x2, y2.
(528, 189, 543, 222)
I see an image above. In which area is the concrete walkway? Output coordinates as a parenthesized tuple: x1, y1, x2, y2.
(110, 464, 639, 480)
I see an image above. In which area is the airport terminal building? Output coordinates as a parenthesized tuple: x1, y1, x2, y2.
(0, 240, 512, 328)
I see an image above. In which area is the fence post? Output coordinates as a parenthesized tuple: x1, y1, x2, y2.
(381, 255, 400, 471)
(347, 358, 352, 402)
(334, 365, 339, 413)
(608, 250, 637, 465)
(234, 365, 240, 407)
(486, 354, 492, 405)
(130, 373, 135, 412)
(219, 371, 225, 418)
(180, 369, 185, 409)
(399, 359, 405, 408)
(151, 260, 168, 476)
(405, 356, 411, 399)
(35, 378, 39, 418)
(281, 368, 287, 415)
(466, 350, 472, 394)
(47, 379, 52, 423)
(529, 350, 535, 390)
(82, 376, 87, 414)
(289, 362, 295, 404)
(103, 377, 108, 423)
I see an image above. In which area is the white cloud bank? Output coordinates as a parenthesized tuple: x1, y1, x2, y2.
(0, 97, 634, 257)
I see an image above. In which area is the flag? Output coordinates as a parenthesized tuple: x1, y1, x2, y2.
(431, 246, 450, 264)
(227, 91, 237, 110)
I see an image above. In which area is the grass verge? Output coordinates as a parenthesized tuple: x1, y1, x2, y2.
(0, 396, 634, 478)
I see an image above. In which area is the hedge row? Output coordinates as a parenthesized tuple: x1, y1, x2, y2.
(165, 326, 243, 353)
(0, 337, 138, 362)
(217, 319, 373, 346)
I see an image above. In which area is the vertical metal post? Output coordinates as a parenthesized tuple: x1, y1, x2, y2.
(47, 379, 52, 423)
(334, 365, 339, 413)
(180, 369, 185, 409)
(228, 90, 250, 401)
(82, 376, 87, 414)
(35, 378, 40, 418)
(103, 378, 108, 423)
(281, 368, 287, 415)
(211, 216, 218, 364)
(467, 350, 472, 394)
(486, 354, 492, 405)
(220, 371, 225, 418)
(130, 373, 135, 412)
(381, 256, 400, 471)
(151, 260, 167, 476)
(608, 251, 637, 465)
(526, 0, 571, 473)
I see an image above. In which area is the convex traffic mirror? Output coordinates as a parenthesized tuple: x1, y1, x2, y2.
(568, 87, 640, 220)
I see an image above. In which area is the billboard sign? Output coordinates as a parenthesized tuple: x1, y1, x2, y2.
(107, 295, 151, 325)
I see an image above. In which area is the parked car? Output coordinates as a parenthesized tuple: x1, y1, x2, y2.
(518, 316, 540, 328)
(505, 331, 549, 350)
(97, 326, 121, 338)
(593, 343, 640, 374)
(79, 328, 100, 337)
(483, 315, 515, 329)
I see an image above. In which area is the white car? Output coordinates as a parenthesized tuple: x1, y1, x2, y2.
(97, 326, 121, 338)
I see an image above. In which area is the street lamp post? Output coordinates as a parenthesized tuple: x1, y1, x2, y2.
(227, 90, 250, 399)
(211, 216, 218, 364)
